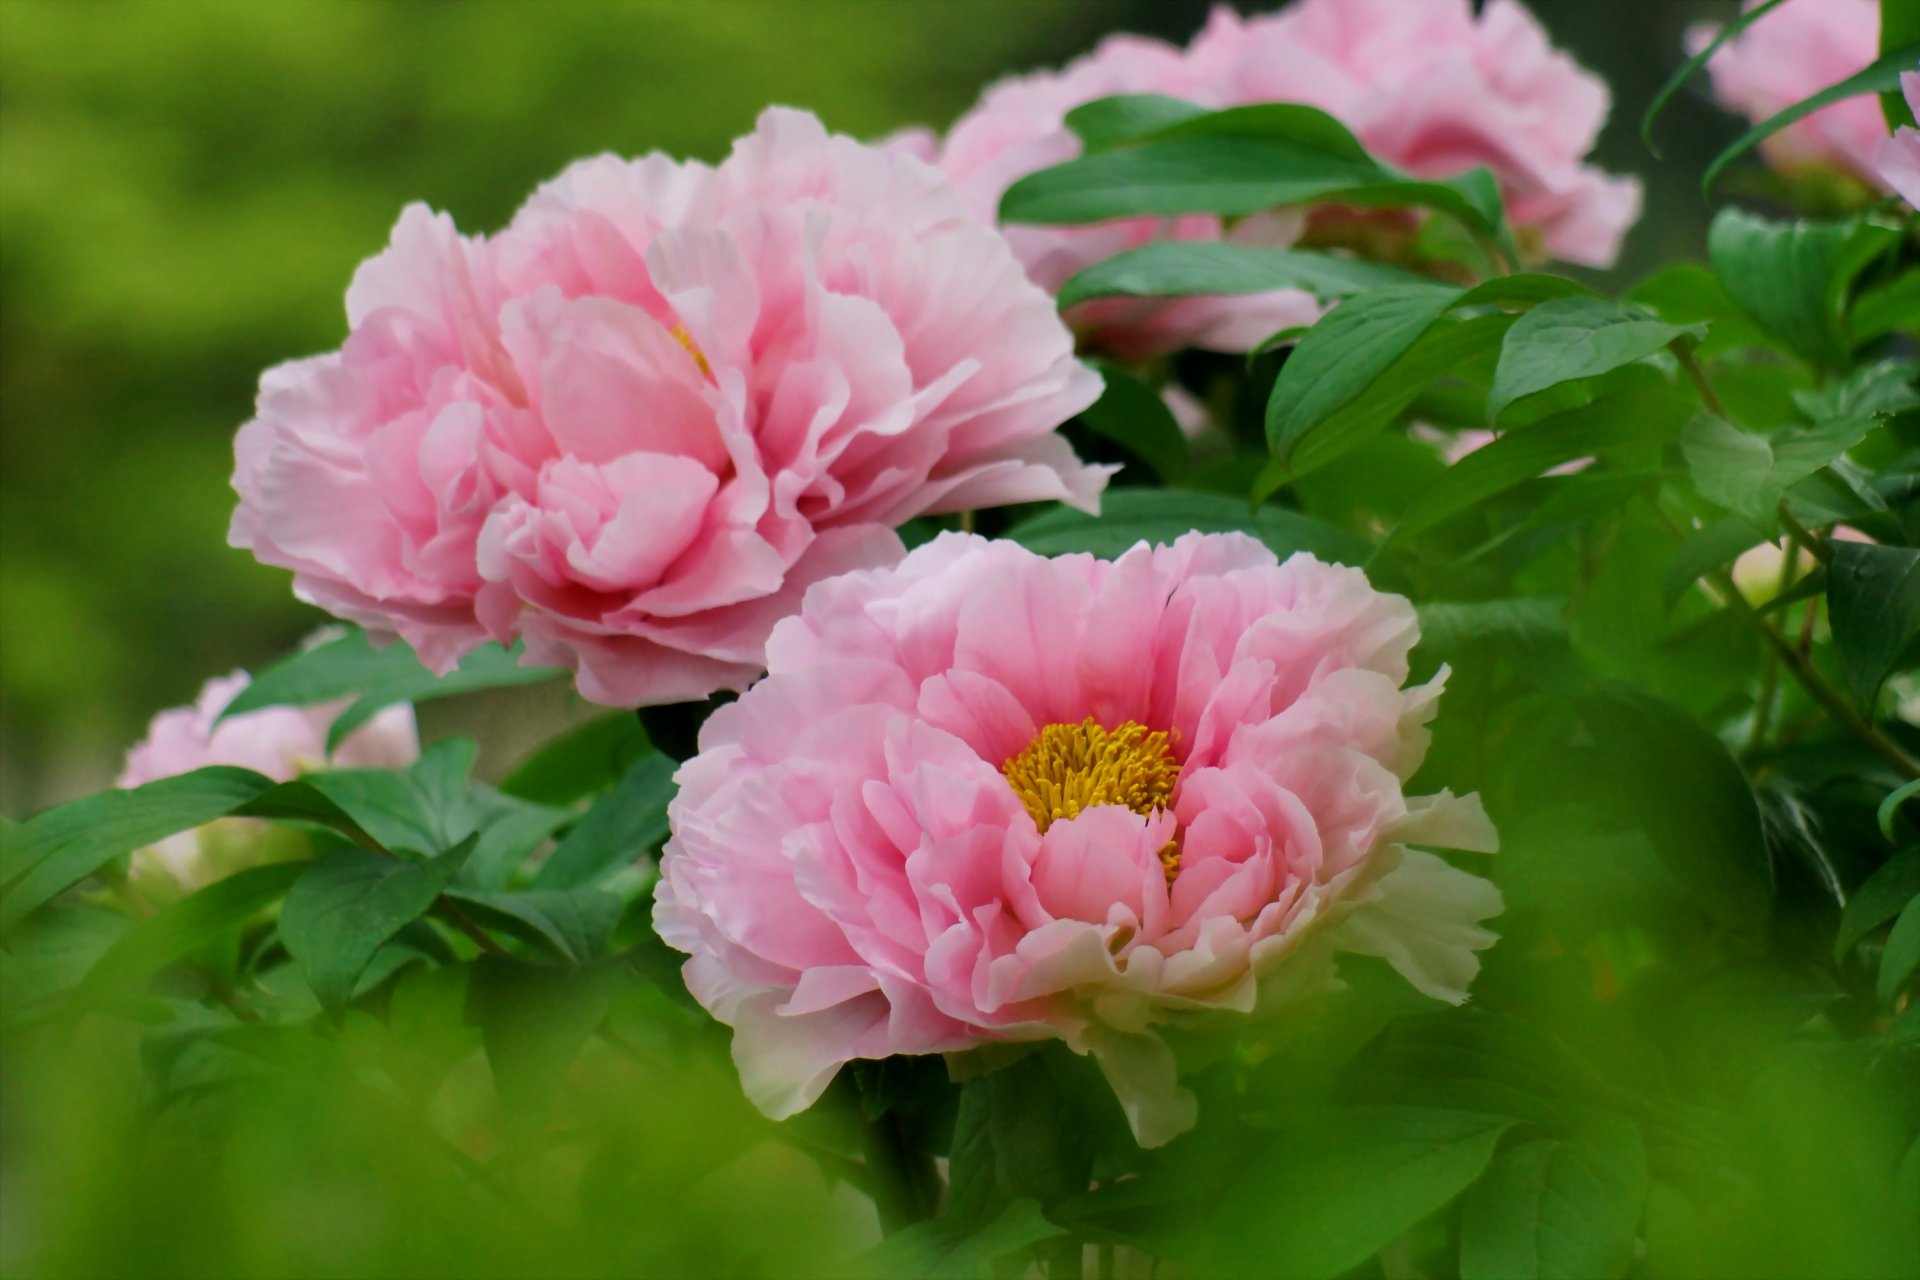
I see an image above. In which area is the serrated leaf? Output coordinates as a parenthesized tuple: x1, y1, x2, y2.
(1006, 489, 1370, 565)
(279, 838, 474, 1009)
(1681, 412, 1875, 527)
(1058, 242, 1426, 310)
(1459, 1120, 1649, 1280)
(1486, 297, 1703, 423)
(2, 767, 274, 934)
(1836, 850, 1920, 962)
(1828, 541, 1920, 711)
(532, 750, 676, 891)
(1078, 362, 1188, 483)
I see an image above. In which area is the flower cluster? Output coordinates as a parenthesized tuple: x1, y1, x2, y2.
(901, 0, 1642, 356)
(119, 671, 418, 900)
(653, 533, 1499, 1145)
(231, 108, 1110, 707)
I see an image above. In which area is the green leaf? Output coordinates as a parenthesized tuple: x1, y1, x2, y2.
(1002, 102, 1511, 254)
(69, 861, 308, 1009)
(468, 955, 636, 1111)
(1057, 242, 1427, 310)
(858, 1198, 1066, 1280)
(1415, 599, 1571, 669)
(1061, 92, 1207, 149)
(2, 767, 274, 934)
(1888, 0, 1920, 127)
(1205, 1107, 1515, 1280)
(1681, 412, 1876, 527)
(1575, 686, 1773, 936)
(278, 838, 474, 1009)
(1850, 269, 1920, 344)
(531, 749, 676, 891)
(1387, 386, 1692, 550)
(1459, 1120, 1649, 1280)
(1078, 362, 1188, 483)
(1836, 850, 1920, 962)
(1642, 0, 1791, 152)
(1485, 297, 1703, 423)
(1792, 360, 1920, 421)
(1706, 211, 1900, 368)
(1704, 45, 1920, 194)
(496, 712, 651, 806)
(1267, 284, 1462, 458)
(1662, 517, 1769, 611)
(1881, 898, 1920, 1003)
(446, 887, 621, 964)
(219, 628, 558, 752)
(1828, 542, 1920, 712)
(1880, 779, 1920, 842)
(1006, 489, 1370, 566)
(1626, 263, 1771, 355)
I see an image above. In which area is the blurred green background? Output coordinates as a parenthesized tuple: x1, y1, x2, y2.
(0, 0, 1746, 814)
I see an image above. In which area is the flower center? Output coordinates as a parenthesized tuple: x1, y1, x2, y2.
(1002, 718, 1182, 879)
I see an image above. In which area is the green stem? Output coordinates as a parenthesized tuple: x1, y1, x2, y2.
(861, 1109, 940, 1234)
(1674, 342, 1725, 417)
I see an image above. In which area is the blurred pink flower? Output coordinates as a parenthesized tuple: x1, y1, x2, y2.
(913, 0, 1640, 358)
(1688, 0, 1889, 190)
(1876, 71, 1920, 206)
(119, 670, 418, 898)
(232, 108, 1110, 708)
(654, 532, 1499, 1146)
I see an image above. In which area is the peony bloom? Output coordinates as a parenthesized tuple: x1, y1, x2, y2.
(1876, 72, 1920, 207)
(118, 671, 419, 900)
(231, 108, 1109, 707)
(1184, 0, 1642, 269)
(1689, 0, 1889, 192)
(654, 533, 1500, 1146)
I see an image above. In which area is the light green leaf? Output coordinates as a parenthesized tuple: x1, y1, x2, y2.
(1078, 362, 1188, 483)
(1061, 92, 1207, 149)
(1459, 1120, 1649, 1280)
(1007, 489, 1370, 566)
(1827, 542, 1920, 711)
(1681, 412, 1876, 527)
(279, 837, 475, 1010)
(2, 767, 274, 934)
(1707, 211, 1900, 368)
(1486, 297, 1703, 422)
(1057, 242, 1426, 310)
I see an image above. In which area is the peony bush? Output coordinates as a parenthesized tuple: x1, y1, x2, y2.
(4, 2, 1917, 1277)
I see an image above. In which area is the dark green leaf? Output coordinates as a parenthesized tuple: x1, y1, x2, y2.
(1204, 1107, 1514, 1280)
(232, 779, 386, 850)
(1827, 541, 1920, 710)
(1058, 242, 1426, 310)
(1485, 297, 1703, 423)
(1881, 779, 1920, 842)
(1704, 45, 1920, 194)
(1078, 362, 1188, 483)
(1707, 211, 1900, 368)
(1388, 386, 1692, 549)
(448, 887, 621, 964)
(1415, 599, 1571, 669)
(1663, 517, 1769, 610)
(2, 767, 273, 934)
(1881, 898, 1920, 1003)
(70, 861, 308, 1009)
(496, 712, 651, 806)
(1681, 412, 1876, 527)
(531, 750, 676, 891)
(1836, 850, 1920, 961)
(278, 838, 474, 1009)
(1459, 1120, 1649, 1280)
(467, 955, 635, 1110)
(1007, 489, 1370, 565)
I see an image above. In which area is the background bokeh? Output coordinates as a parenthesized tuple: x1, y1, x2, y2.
(0, 0, 1750, 815)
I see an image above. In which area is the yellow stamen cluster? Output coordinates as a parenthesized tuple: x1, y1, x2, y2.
(1002, 718, 1182, 879)
(670, 323, 712, 378)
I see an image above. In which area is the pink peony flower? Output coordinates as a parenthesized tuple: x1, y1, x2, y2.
(231, 108, 1110, 707)
(118, 670, 419, 899)
(1184, 0, 1642, 269)
(1876, 71, 1920, 206)
(1688, 0, 1890, 191)
(654, 532, 1500, 1146)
